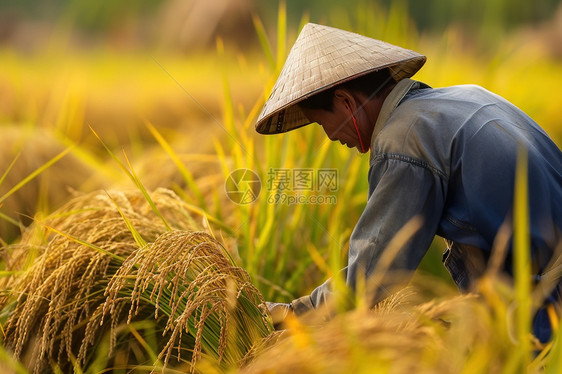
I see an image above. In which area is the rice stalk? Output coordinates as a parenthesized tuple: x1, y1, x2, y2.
(102, 230, 272, 371)
(89, 126, 171, 231)
(275, 0, 287, 72)
(0, 188, 270, 373)
(239, 283, 548, 374)
(251, 14, 275, 71)
(144, 121, 207, 210)
(0, 151, 20, 187)
(0, 147, 72, 207)
(127, 143, 233, 233)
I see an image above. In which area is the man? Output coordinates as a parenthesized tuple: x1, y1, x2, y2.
(255, 23, 562, 342)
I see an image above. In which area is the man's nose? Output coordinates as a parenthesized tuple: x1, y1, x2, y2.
(325, 127, 340, 141)
(328, 127, 343, 142)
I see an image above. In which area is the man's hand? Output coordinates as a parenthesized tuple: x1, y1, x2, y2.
(266, 302, 293, 329)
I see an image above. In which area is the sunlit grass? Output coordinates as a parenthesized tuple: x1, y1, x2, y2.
(0, 48, 268, 154)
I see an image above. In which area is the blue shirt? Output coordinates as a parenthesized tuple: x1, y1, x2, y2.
(296, 79, 562, 339)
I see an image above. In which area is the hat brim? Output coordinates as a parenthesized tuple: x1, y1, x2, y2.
(255, 57, 426, 135)
(255, 23, 427, 135)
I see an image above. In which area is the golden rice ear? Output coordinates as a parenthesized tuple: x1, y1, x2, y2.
(238, 294, 514, 374)
(0, 188, 272, 373)
(102, 230, 272, 370)
(372, 287, 418, 314)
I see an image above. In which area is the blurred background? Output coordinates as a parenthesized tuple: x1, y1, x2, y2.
(0, 0, 561, 299)
(1, 0, 561, 146)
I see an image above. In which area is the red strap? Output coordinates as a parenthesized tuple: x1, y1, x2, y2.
(346, 102, 367, 152)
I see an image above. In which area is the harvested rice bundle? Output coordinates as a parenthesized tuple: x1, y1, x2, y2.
(102, 230, 271, 370)
(3, 188, 198, 274)
(0, 188, 272, 373)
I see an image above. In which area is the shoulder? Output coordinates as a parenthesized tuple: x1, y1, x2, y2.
(395, 84, 504, 120)
(376, 83, 527, 145)
(371, 84, 511, 175)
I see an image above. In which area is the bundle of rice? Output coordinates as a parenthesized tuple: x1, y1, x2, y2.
(0, 188, 272, 373)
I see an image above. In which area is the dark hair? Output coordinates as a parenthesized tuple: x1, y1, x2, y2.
(298, 68, 393, 112)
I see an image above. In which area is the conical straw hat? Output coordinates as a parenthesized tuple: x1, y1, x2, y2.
(256, 23, 426, 134)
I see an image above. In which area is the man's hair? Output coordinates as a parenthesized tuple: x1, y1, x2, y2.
(298, 68, 393, 112)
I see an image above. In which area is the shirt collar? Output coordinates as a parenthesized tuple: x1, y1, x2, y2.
(369, 78, 420, 150)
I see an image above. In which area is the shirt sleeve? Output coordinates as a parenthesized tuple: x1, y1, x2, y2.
(293, 155, 447, 315)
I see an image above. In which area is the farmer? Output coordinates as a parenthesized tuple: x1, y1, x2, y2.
(255, 23, 562, 342)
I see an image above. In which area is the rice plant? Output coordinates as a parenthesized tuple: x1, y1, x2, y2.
(0, 188, 272, 373)
(239, 286, 551, 374)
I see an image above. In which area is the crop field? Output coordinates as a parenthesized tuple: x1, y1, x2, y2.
(0, 1, 561, 373)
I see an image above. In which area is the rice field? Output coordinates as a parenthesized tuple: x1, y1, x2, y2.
(1, 1, 561, 372)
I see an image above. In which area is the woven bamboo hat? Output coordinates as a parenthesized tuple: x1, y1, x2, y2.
(255, 23, 426, 134)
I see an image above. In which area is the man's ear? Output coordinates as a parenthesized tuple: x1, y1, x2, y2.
(333, 89, 357, 112)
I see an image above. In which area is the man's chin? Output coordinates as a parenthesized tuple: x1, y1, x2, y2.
(336, 140, 366, 153)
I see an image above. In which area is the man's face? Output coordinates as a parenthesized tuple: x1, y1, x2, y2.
(300, 106, 364, 151)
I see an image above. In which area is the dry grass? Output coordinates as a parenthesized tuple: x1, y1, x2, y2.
(130, 144, 235, 226)
(0, 188, 271, 373)
(0, 126, 107, 244)
(131, 147, 223, 194)
(239, 283, 549, 374)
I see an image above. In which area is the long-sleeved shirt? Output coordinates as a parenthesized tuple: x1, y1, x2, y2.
(293, 79, 562, 340)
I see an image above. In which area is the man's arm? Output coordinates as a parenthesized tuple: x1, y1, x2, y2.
(294, 155, 447, 315)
